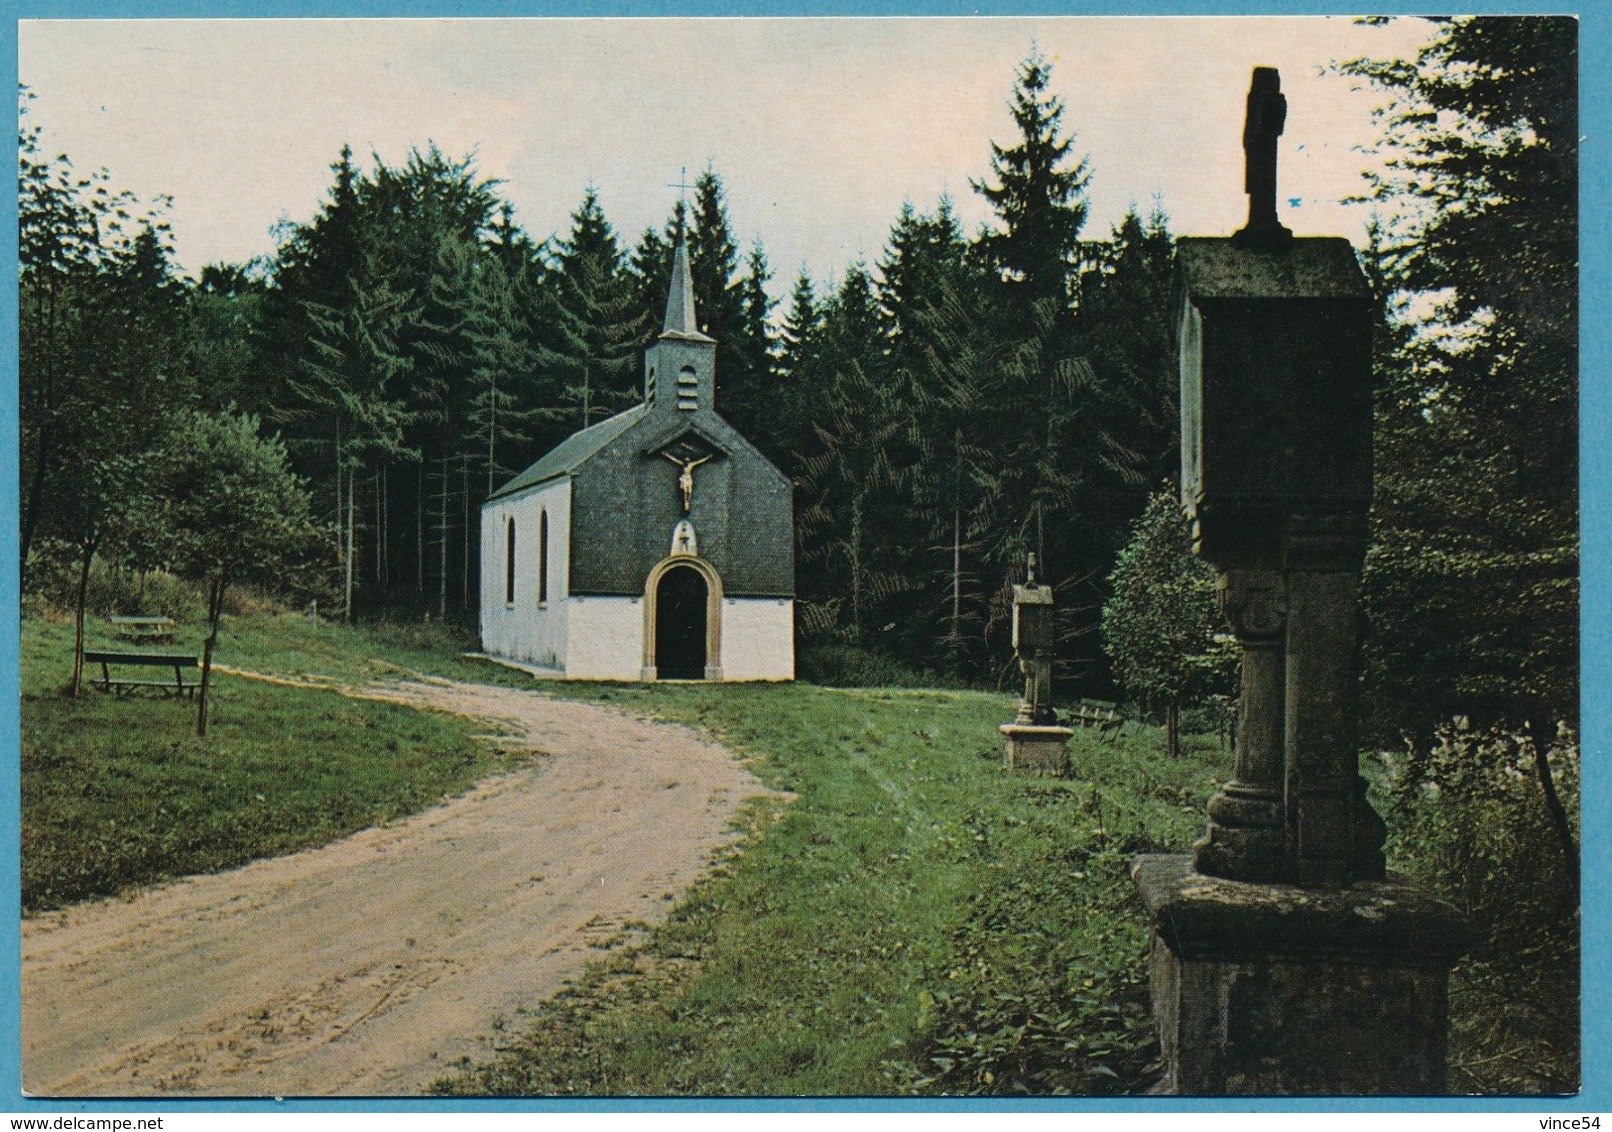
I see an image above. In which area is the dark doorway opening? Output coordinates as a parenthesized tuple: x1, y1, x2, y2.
(655, 566, 708, 679)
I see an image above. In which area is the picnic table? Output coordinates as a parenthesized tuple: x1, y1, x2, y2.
(82, 649, 199, 697)
(110, 615, 176, 643)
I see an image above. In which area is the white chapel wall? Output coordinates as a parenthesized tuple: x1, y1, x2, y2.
(565, 597, 645, 680)
(720, 598, 795, 681)
(480, 479, 572, 668)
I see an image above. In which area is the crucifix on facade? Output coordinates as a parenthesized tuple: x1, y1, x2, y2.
(663, 451, 712, 513)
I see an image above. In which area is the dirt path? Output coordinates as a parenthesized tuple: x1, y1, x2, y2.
(22, 679, 776, 1097)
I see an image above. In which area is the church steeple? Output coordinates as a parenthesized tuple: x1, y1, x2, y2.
(661, 236, 712, 342)
(645, 232, 717, 413)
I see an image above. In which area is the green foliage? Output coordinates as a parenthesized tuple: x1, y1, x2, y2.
(19, 616, 512, 912)
(153, 409, 323, 593)
(1343, 17, 1578, 743)
(18, 88, 191, 593)
(260, 142, 526, 623)
(1376, 719, 1579, 1092)
(973, 47, 1090, 308)
(542, 188, 650, 431)
(795, 641, 965, 691)
(1077, 206, 1179, 509)
(1101, 490, 1234, 719)
(1341, 25, 1580, 1089)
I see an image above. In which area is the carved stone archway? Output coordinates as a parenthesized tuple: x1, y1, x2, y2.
(641, 554, 723, 681)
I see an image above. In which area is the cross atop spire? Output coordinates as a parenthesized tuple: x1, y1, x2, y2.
(668, 167, 694, 212)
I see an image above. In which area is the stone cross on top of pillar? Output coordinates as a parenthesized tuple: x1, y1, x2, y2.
(1131, 64, 1470, 1098)
(1233, 66, 1293, 247)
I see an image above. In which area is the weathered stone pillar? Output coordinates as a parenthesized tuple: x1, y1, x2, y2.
(1194, 567, 1287, 882)
(1000, 555, 1072, 774)
(1131, 66, 1465, 1095)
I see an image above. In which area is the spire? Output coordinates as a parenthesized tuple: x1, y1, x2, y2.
(661, 235, 710, 340)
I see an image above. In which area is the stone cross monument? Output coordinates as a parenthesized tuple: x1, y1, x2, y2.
(998, 554, 1073, 774)
(1129, 66, 1467, 1095)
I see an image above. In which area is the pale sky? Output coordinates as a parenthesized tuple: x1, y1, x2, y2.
(19, 17, 1434, 296)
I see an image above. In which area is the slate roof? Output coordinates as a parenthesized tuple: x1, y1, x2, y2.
(487, 403, 648, 502)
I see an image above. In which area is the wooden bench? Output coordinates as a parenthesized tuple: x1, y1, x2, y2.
(1071, 698, 1126, 739)
(82, 649, 199, 697)
(109, 615, 176, 643)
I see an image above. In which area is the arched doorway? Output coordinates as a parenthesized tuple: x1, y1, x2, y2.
(642, 554, 723, 681)
(654, 565, 708, 679)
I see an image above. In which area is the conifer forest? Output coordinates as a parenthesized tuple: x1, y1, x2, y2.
(17, 16, 1583, 1094)
(21, 20, 1576, 815)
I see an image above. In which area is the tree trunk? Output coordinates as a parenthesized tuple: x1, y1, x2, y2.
(375, 468, 384, 587)
(1531, 733, 1578, 900)
(438, 455, 450, 622)
(381, 463, 390, 600)
(952, 503, 962, 645)
(849, 491, 864, 638)
(19, 277, 62, 591)
(20, 416, 56, 592)
(416, 462, 426, 604)
(196, 574, 226, 738)
(948, 428, 963, 668)
(344, 462, 356, 625)
(486, 383, 497, 497)
(70, 535, 97, 698)
(461, 456, 471, 615)
(1166, 702, 1180, 760)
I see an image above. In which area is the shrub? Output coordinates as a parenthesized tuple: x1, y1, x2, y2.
(796, 641, 967, 690)
(1376, 719, 1579, 1093)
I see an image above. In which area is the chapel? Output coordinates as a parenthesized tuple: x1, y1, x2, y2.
(479, 237, 795, 680)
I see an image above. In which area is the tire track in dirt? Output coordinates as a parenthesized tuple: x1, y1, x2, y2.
(22, 679, 778, 1097)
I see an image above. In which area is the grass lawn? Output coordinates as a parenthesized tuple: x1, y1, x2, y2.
(23, 604, 1569, 1094)
(20, 613, 521, 912)
(434, 680, 1222, 1096)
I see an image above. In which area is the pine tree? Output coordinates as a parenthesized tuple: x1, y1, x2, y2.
(1076, 204, 1179, 543)
(973, 47, 1091, 313)
(688, 170, 744, 341)
(874, 199, 981, 666)
(292, 259, 412, 622)
(967, 48, 1100, 683)
(793, 264, 912, 644)
(544, 188, 648, 430)
(723, 240, 777, 449)
(777, 270, 823, 385)
(1342, 16, 1578, 743)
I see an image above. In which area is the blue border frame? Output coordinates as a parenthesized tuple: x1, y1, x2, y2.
(3, 0, 1603, 1116)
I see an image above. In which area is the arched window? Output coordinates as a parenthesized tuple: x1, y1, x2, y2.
(538, 509, 550, 606)
(504, 516, 516, 605)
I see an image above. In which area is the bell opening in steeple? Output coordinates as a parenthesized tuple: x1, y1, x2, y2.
(645, 230, 717, 414)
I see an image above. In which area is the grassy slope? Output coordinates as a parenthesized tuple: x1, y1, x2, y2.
(437, 681, 1221, 1096)
(25, 608, 1567, 1093)
(20, 613, 520, 911)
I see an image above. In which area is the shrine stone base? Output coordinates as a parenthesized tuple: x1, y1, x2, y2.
(1130, 854, 1467, 1095)
(998, 723, 1072, 775)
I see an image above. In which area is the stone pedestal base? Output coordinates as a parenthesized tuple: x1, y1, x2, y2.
(999, 723, 1072, 775)
(1130, 854, 1467, 1095)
